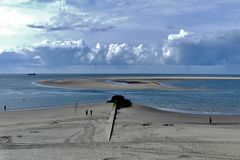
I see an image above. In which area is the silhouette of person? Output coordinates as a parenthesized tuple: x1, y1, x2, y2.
(90, 110, 92, 116)
(74, 102, 78, 112)
(86, 109, 88, 116)
(4, 105, 6, 112)
(209, 117, 212, 125)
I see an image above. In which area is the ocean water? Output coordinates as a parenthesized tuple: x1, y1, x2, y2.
(0, 74, 240, 115)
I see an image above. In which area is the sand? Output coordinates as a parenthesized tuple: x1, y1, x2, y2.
(0, 103, 240, 160)
(37, 76, 240, 90)
(37, 78, 173, 90)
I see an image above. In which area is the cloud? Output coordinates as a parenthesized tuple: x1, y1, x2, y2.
(0, 49, 42, 66)
(27, 23, 69, 31)
(0, 39, 161, 68)
(167, 29, 190, 41)
(27, 2, 128, 32)
(2, 29, 240, 71)
(105, 43, 161, 65)
(162, 29, 240, 65)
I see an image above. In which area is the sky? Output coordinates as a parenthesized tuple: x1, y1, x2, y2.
(1, 0, 240, 74)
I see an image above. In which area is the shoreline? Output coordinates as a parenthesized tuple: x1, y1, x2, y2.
(0, 102, 106, 113)
(1, 102, 240, 117)
(137, 103, 240, 116)
(3, 100, 240, 116)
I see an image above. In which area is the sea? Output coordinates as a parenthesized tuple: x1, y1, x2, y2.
(1, 74, 240, 115)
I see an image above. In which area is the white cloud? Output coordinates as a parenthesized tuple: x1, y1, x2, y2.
(0, 39, 161, 67)
(1, 29, 240, 72)
(162, 29, 240, 65)
(161, 29, 191, 64)
(106, 43, 129, 63)
(33, 39, 87, 48)
(167, 29, 190, 41)
(27, 5, 128, 32)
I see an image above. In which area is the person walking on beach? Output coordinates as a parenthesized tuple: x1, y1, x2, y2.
(86, 109, 88, 116)
(90, 110, 92, 116)
(74, 102, 78, 112)
(209, 117, 212, 125)
(3, 105, 6, 112)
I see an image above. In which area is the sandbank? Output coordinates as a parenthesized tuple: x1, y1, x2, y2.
(37, 76, 240, 90)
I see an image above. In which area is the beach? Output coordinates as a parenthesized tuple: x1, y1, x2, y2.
(0, 103, 240, 160)
(1, 75, 240, 159)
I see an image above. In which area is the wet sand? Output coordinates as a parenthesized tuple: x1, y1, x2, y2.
(0, 103, 240, 160)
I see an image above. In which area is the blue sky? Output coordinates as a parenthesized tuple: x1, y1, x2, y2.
(1, 0, 240, 74)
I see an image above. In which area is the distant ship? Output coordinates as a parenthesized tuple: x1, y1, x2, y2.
(27, 73, 36, 75)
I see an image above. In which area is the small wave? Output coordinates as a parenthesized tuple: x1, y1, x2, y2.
(142, 105, 240, 115)
(32, 81, 59, 89)
(0, 89, 24, 95)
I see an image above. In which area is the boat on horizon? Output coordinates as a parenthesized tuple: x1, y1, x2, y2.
(27, 73, 36, 75)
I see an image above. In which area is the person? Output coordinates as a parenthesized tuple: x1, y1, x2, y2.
(4, 105, 6, 112)
(74, 102, 78, 112)
(90, 110, 92, 116)
(209, 117, 212, 125)
(86, 109, 88, 116)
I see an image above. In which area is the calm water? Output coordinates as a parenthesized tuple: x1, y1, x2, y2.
(0, 74, 240, 115)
